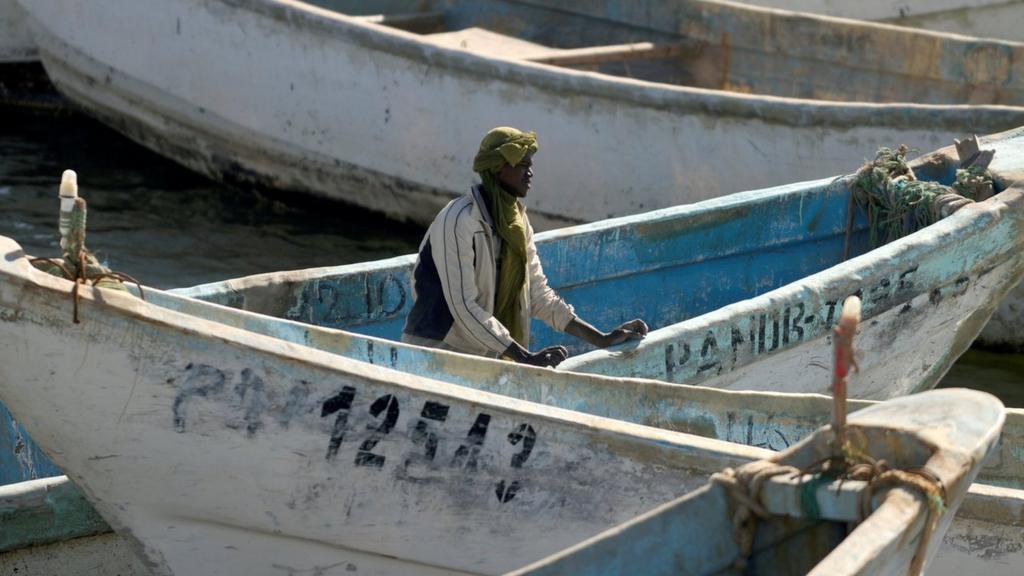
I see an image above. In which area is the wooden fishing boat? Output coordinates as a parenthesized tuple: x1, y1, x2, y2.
(8, 262, 1024, 490)
(175, 129, 1024, 397)
(0, 244, 1005, 572)
(11, 276, 1024, 491)
(16, 0, 1024, 230)
(743, 0, 1024, 43)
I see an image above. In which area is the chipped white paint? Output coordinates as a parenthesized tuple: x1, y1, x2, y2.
(15, 0, 1024, 230)
(0, 244, 1003, 573)
(6, 277, 1024, 571)
(0, 0, 34, 63)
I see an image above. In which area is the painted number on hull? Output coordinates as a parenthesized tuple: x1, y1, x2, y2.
(355, 394, 400, 467)
(496, 424, 536, 503)
(315, 393, 537, 503)
(174, 365, 538, 503)
(321, 386, 356, 460)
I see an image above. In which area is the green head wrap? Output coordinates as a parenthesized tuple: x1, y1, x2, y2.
(472, 127, 538, 347)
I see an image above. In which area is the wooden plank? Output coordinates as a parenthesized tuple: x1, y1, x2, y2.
(759, 474, 866, 521)
(528, 41, 698, 67)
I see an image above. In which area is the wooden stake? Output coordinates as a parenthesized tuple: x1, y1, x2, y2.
(832, 295, 861, 459)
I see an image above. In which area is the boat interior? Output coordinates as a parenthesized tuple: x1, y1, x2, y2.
(310, 0, 1023, 105)
(175, 147, 1010, 354)
(514, 419, 947, 575)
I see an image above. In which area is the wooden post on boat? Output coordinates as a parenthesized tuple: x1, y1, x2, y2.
(832, 296, 861, 459)
(58, 169, 78, 251)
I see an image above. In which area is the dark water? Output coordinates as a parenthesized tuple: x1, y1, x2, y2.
(1, 109, 1021, 406)
(0, 109, 423, 289)
(938, 349, 1024, 408)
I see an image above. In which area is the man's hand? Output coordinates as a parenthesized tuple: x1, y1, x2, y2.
(523, 345, 569, 367)
(600, 319, 649, 347)
(504, 343, 569, 367)
(565, 317, 649, 349)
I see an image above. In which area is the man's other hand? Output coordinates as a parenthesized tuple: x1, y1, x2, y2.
(601, 319, 649, 347)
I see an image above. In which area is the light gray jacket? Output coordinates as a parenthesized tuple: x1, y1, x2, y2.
(405, 186, 577, 356)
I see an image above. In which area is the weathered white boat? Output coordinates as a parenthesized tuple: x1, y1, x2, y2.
(16, 0, 1024, 230)
(743, 0, 1024, 42)
(174, 130, 1024, 397)
(0, 235, 759, 575)
(15, 276, 1024, 490)
(0, 240, 1005, 573)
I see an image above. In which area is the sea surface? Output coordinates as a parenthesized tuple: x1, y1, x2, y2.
(1, 109, 1021, 406)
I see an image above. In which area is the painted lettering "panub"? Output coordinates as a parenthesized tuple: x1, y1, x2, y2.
(660, 263, 969, 382)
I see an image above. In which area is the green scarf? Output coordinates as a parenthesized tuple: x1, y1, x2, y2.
(472, 127, 538, 345)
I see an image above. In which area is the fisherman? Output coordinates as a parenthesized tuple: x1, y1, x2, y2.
(401, 127, 648, 367)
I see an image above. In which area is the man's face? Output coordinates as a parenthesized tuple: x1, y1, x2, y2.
(497, 153, 534, 198)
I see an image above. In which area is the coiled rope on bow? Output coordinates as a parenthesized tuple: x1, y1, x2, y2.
(851, 145, 993, 248)
(29, 194, 143, 323)
(710, 460, 802, 572)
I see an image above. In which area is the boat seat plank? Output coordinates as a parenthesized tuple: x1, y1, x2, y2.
(421, 26, 697, 67)
(760, 474, 866, 521)
(422, 27, 564, 60)
(528, 41, 699, 67)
